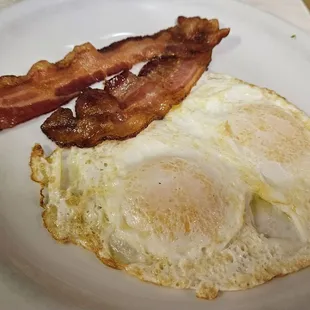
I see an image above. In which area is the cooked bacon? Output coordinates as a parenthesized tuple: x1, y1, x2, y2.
(0, 16, 229, 130)
(41, 53, 214, 147)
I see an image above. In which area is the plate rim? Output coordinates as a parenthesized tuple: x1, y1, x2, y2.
(1, 0, 310, 39)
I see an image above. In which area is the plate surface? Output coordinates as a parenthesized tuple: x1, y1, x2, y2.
(1, 0, 310, 309)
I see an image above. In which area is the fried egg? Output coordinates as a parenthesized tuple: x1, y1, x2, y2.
(30, 72, 310, 299)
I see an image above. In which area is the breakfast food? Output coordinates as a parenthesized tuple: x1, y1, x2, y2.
(42, 54, 215, 147)
(30, 72, 310, 299)
(0, 16, 229, 130)
(41, 18, 228, 147)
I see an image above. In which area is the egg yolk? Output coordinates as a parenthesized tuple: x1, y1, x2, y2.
(120, 157, 243, 248)
(227, 104, 310, 163)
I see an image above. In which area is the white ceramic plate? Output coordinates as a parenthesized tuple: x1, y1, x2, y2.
(1, 0, 310, 309)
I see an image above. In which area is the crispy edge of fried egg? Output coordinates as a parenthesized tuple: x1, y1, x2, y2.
(30, 144, 120, 269)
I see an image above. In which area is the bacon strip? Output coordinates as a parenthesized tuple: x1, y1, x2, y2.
(41, 52, 214, 147)
(0, 16, 229, 130)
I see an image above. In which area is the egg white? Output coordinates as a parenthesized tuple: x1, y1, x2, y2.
(169, 73, 310, 242)
(30, 72, 310, 299)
